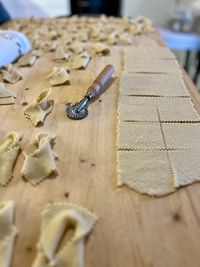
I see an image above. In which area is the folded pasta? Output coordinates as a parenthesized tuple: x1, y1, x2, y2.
(0, 132, 21, 186)
(21, 132, 58, 186)
(24, 88, 54, 127)
(0, 200, 17, 267)
(32, 202, 97, 267)
(1, 64, 22, 84)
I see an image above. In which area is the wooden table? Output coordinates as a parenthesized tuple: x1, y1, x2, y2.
(1, 28, 200, 267)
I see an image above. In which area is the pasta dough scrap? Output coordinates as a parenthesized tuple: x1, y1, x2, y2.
(0, 201, 17, 267)
(54, 45, 70, 61)
(47, 67, 70, 86)
(1, 65, 22, 84)
(32, 202, 97, 267)
(24, 89, 54, 127)
(117, 150, 175, 196)
(94, 43, 110, 55)
(18, 50, 40, 67)
(71, 52, 91, 70)
(0, 132, 21, 186)
(21, 133, 58, 186)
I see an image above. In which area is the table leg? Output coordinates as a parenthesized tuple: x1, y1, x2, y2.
(184, 50, 190, 72)
(193, 50, 200, 85)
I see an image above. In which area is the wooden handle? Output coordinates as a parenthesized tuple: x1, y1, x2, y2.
(88, 64, 115, 99)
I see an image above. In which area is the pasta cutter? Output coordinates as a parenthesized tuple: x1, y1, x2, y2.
(66, 64, 115, 120)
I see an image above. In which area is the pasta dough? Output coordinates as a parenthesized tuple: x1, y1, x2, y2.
(54, 45, 70, 61)
(94, 43, 110, 55)
(162, 123, 200, 149)
(0, 132, 21, 186)
(18, 50, 40, 67)
(24, 89, 54, 127)
(118, 46, 200, 196)
(118, 122, 165, 150)
(0, 200, 17, 267)
(47, 67, 70, 86)
(1, 65, 22, 84)
(117, 150, 175, 196)
(169, 150, 200, 187)
(71, 52, 91, 70)
(0, 83, 16, 98)
(120, 73, 189, 97)
(68, 42, 85, 54)
(118, 33, 132, 45)
(32, 202, 97, 267)
(118, 96, 200, 122)
(124, 58, 181, 75)
(21, 133, 58, 186)
(124, 47, 176, 60)
(0, 83, 16, 105)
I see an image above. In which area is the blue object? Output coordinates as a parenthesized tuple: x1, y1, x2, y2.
(0, 2, 10, 24)
(0, 30, 31, 68)
(159, 27, 200, 50)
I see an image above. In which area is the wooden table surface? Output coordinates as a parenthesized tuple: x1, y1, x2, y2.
(1, 30, 200, 267)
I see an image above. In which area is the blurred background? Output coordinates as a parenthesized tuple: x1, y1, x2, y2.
(0, 0, 197, 24)
(1, 0, 200, 89)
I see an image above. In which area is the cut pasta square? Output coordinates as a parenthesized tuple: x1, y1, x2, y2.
(163, 123, 200, 149)
(120, 73, 189, 97)
(117, 150, 175, 196)
(118, 122, 165, 149)
(124, 47, 176, 60)
(118, 96, 159, 122)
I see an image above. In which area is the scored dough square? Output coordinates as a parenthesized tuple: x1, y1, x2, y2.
(120, 73, 189, 97)
(157, 98, 200, 122)
(163, 123, 200, 149)
(124, 47, 176, 60)
(117, 150, 175, 196)
(124, 58, 181, 75)
(119, 96, 159, 121)
(169, 150, 200, 187)
(118, 122, 165, 149)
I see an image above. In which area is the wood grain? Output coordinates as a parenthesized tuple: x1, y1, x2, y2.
(0, 29, 200, 267)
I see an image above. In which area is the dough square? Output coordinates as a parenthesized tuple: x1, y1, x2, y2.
(0, 97, 15, 105)
(120, 73, 189, 97)
(169, 150, 200, 187)
(124, 58, 181, 75)
(158, 98, 200, 122)
(117, 150, 175, 196)
(124, 47, 176, 60)
(118, 122, 165, 149)
(163, 123, 200, 149)
(118, 96, 159, 122)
